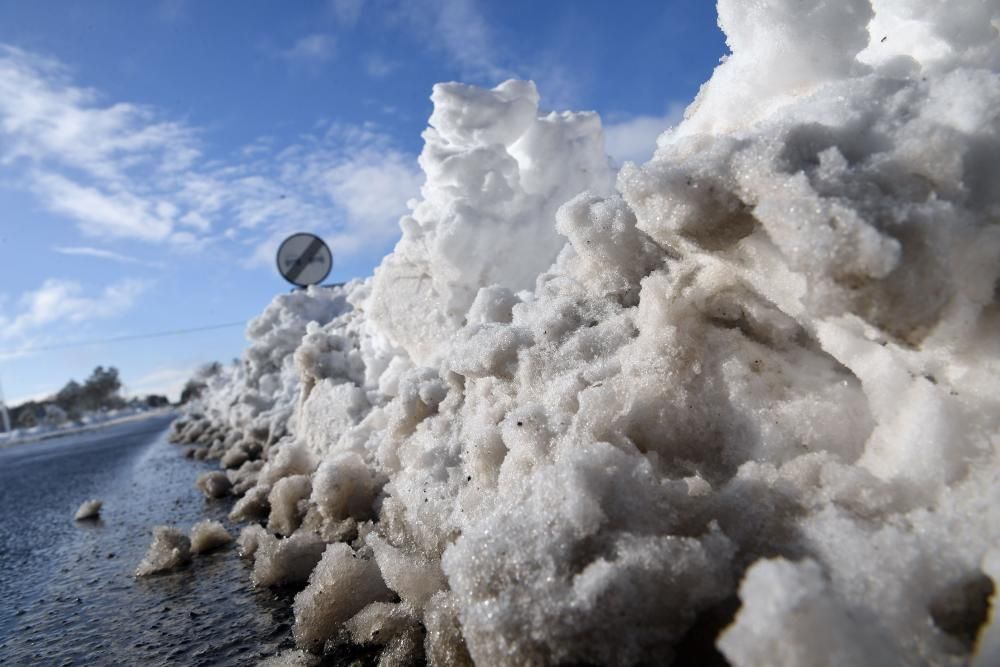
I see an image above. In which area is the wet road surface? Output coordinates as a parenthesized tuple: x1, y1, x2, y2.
(0, 415, 296, 666)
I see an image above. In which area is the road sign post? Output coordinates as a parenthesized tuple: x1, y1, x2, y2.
(0, 374, 10, 433)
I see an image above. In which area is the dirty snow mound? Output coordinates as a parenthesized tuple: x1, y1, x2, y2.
(136, 526, 191, 576)
(189, 519, 233, 554)
(170, 0, 1000, 663)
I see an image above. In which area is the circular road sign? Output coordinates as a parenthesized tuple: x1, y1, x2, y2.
(276, 233, 333, 287)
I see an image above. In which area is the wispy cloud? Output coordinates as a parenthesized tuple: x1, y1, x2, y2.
(0, 43, 422, 267)
(431, 0, 511, 81)
(280, 33, 336, 65)
(391, 0, 514, 83)
(0, 278, 150, 345)
(0, 46, 198, 181)
(53, 246, 164, 268)
(365, 52, 397, 78)
(322, 144, 424, 252)
(32, 172, 175, 241)
(524, 57, 580, 110)
(388, 0, 585, 107)
(329, 0, 365, 26)
(242, 121, 423, 265)
(0, 45, 197, 245)
(603, 105, 686, 165)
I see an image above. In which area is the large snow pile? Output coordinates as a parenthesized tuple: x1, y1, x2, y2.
(171, 1, 1000, 664)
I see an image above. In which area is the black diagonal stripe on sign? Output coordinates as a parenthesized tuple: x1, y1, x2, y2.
(286, 238, 325, 283)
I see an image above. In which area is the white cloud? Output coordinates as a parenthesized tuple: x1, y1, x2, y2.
(433, 0, 509, 80)
(129, 363, 198, 401)
(0, 44, 422, 268)
(393, 0, 514, 82)
(240, 135, 275, 158)
(224, 131, 424, 263)
(0, 278, 150, 342)
(388, 0, 583, 108)
(32, 172, 174, 241)
(166, 230, 212, 252)
(365, 52, 397, 78)
(0, 45, 198, 245)
(525, 58, 580, 110)
(0, 45, 198, 182)
(603, 105, 686, 165)
(281, 34, 336, 64)
(330, 0, 365, 26)
(325, 150, 424, 251)
(52, 246, 164, 268)
(242, 123, 423, 265)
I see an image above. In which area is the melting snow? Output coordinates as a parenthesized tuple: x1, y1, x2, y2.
(169, 0, 1000, 663)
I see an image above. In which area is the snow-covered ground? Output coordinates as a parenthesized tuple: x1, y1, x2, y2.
(170, 1, 1000, 664)
(1, 407, 175, 448)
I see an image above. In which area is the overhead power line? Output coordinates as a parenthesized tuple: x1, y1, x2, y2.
(0, 320, 248, 355)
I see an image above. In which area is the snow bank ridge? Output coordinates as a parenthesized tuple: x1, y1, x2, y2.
(171, 1, 1000, 664)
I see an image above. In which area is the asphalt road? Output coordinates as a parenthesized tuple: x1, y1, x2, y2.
(0, 414, 295, 666)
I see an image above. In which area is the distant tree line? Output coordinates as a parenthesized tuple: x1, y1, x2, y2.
(52, 366, 125, 417)
(7, 366, 169, 430)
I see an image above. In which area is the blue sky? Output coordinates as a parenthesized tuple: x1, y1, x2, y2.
(0, 0, 725, 404)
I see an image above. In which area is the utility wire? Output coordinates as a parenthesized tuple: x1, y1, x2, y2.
(0, 320, 248, 355)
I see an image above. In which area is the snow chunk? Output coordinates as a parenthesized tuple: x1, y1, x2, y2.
(237, 524, 268, 560)
(195, 470, 231, 498)
(292, 543, 392, 651)
(135, 526, 191, 576)
(260, 441, 317, 487)
(230, 483, 271, 522)
(423, 592, 474, 667)
(342, 602, 424, 666)
(267, 474, 312, 536)
(310, 452, 377, 523)
(220, 446, 249, 469)
(251, 532, 326, 588)
(718, 558, 901, 667)
(189, 519, 233, 554)
(295, 379, 369, 458)
(343, 601, 417, 646)
(74, 499, 102, 520)
(367, 533, 446, 611)
(466, 286, 518, 326)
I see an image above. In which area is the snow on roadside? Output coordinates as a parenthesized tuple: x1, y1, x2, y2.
(171, 1, 1000, 664)
(0, 407, 175, 448)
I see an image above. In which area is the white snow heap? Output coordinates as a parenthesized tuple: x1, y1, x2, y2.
(173, 0, 1000, 664)
(367, 79, 615, 366)
(176, 285, 354, 453)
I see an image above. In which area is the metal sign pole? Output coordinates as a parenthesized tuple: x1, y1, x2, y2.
(0, 373, 10, 433)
